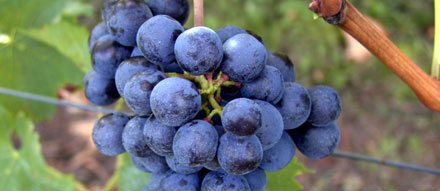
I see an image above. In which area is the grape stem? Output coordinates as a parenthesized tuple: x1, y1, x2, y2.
(194, 0, 204, 26)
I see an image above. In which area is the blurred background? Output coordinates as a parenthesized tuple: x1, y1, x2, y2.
(0, 0, 439, 190)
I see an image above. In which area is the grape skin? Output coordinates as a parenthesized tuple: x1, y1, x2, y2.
(173, 120, 219, 167)
(88, 22, 109, 53)
(276, 82, 312, 130)
(289, 122, 341, 159)
(216, 25, 247, 43)
(166, 155, 202, 174)
(91, 35, 132, 78)
(84, 70, 120, 106)
(115, 57, 159, 96)
(244, 168, 267, 191)
(221, 98, 262, 137)
(267, 51, 296, 82)
(307, 85, 342, 126)
(106, 0, 153, 46)
(122, 116, 152, 157)
(150, 77, 202, 127)
(143, 116, 177, 157)
(92, 112, 129, 156)
(240, 65, 285, 104)
(201, 170, 250, 191)
(147, 0, 190, 25)
(144, 169, 173, 191)
(254, 100, 284, 150)
(160, 172, 201, 191)
(123, 70, 165, 115)
(218, 133, 263, 175)
(130, 154, 168, 173)
(131, 46, 143, 57)
(221, 34, 267, 82)
(174, 26, 223, 75)
(137, 15, 184, 66)
(259, 132, 296, 171)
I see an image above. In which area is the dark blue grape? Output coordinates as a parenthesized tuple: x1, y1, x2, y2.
(267, 51, 296, 82)
(244, 168, 267, 191)
(221, 34, 267, 82)
(160, 172, 201, 191)
(92, 112, 129, 156)
(290, 122, 340, 159)
(130, 153, 168, 173)
(276, 82, 312, 130)
(254, 100, 284, 150)
(131, 46, 144, 57)
(137, 15, 184, 66)
(144, 116, 177, 156)
(218, 133, 263, 175)
(115, 57, 159, 96)
(216, 25, 247, 43)
(91, 35, 132, 78)
(166, 155, 203, 174)
(245, 30, 265, 45)
(84, 70, 120, 106)
(221, 98, 262, 137)
(147, 0, 190, 25)
(201, 170, 250, 191)
(174, 27, 223, 75)
(150, 77, 202, 127)
(101, 0, 119, 21)
(163, 62, 184, 74)
(89, 22, 109, 53)
(307, 85, 342, 126)
(241, 65, 284, 104)
(122, 116, 152, 157)
(220, 85, 241, 101)
(123, 70, 166, 115)
(106, 0, 153, 46)
(260, 132, 296, 171)
(173, 120, 218, 167)
(144, 169, 173, 191)
(203, 157, 221, 171)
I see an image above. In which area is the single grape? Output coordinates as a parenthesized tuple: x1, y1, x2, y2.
(267, 51, 296, 82)
(221, 98, 262, 137)
(84, 70, 120, 106)
(144, 169, 173, 191)
(150, 77, 201, 127)
(166, 155, 203, 174)
(289, 122, 340, 159)
(173, 120, 219, 167)
(123, 70, 166, 115)
(115, 57, 159, 96)
(106, 0, 153, 46)
(201, 170, 250, 191)
(101, 0, 119, 21)
(122, 116, 152, 157)
(144, 116, 177, 156)
(147, 0, 190, 25)
(163, 62, 184, 74)
(160, 172, 201, 191)
(216, 25, 247, 43)
(218, 133, 263, 175)
(130, 154, 168, 173)
(241, 65, 285, 104)
(244, 168, 267, 191)
(221, 34, 267, 82)
(259, 132, 296, 171)
(131, 46, 144, 57)
(276, 82, 312, 129)
(254, 100, 284, 150)
(307, 85, 342, 126)
(174, 26, 223, 75)
(245, 30, 265, 44)
(92, 112, 129, 156)
(88, 22, 109, 53)
(91, 35, 132, 78)
(137, 15, 184, 66)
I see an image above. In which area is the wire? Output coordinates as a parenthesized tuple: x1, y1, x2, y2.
(0, 86, 439, 176)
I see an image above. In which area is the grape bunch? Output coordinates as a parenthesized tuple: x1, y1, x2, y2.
(86, 0, 342, 190)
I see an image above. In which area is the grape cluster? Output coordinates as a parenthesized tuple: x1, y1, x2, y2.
(86, 0, 342, 190)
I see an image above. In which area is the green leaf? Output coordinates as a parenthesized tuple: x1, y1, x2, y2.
(265, 157, 313, 191)
(0, 107, 85, 191)
(0, 31, 84, 120)
(0, 0, 70, 30)
(25, 21, 92, 72)
(105, 154, 151, 191)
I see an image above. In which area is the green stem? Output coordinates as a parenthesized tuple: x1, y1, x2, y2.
(208, 94, 223, 111)
(433, 0, 440, 79)
(206, 108, 222, 119)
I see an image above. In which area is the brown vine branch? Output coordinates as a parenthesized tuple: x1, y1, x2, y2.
(194, 0, 204, 26)
(309, 0, 440, 113)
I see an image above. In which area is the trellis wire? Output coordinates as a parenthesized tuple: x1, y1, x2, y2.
(0, 86, 439, 176)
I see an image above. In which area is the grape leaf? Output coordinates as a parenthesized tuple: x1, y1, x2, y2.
(0, 32, 84, 120)
(0, 107, 85, 191)
(265, 157, 313, 191)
